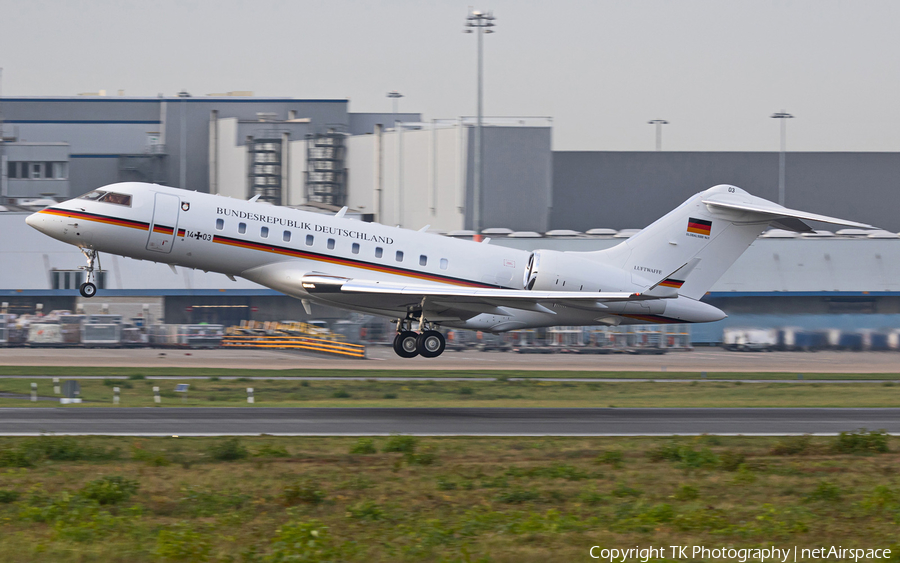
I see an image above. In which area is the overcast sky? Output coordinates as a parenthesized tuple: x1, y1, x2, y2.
(1, 0, 899, 152)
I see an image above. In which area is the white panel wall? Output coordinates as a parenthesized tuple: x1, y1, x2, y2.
(286, 138, 307, 206)
(215, 118, 247, 200)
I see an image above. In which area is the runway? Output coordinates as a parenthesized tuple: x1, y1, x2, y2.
(2, 347, 900, 372)
(0, 407, 897, 436)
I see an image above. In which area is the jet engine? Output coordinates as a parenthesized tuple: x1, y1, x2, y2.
(523, 249, 640, 293)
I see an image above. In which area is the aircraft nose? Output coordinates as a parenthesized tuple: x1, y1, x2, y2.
(25, 212, 46, 233)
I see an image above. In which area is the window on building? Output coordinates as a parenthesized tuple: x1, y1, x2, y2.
(375, 247, 383, 258)
(238, 223, 247, 234)
(351, 243, 360, 254)
(396, 251, 404, 262)
(440, 258, 449, 270)
(52, 162, 68, 179)
(261, 226, 269, 238)
(31, 163, 43, 179)
(419, 255, 427, 266)
(7, 161, 18, 179)
(306, 234, 314, 246)
(283, 230, 291, 242)
(216, 218, 224, 230)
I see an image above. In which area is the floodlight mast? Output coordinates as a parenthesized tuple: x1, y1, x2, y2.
(647, 119, 669, 151)
(386, 91, 404, 127)
(770, 110, 794, 206)
(464, 8, 496, 234)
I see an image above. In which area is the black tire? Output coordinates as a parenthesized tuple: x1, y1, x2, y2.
(393, 331, 419, 358)
(79, 282, 97, 298)
(417, 330, 445, 358)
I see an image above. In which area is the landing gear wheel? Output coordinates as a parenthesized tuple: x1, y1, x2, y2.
(79, 282, 97, 298)
(393, 331, 420, 358)
(417, 330, 445, 358)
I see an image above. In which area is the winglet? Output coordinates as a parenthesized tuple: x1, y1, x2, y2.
(335, 206, 348, 218)
(248, 194, 261, 203)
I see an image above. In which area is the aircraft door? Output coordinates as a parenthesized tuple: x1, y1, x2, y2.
(146, 192, 180, 253)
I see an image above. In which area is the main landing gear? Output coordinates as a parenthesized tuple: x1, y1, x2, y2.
(392, 316, 446, 359)
(78, 248, 100, 298)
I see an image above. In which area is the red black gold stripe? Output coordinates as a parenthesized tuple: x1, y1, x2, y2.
(212, 234, 499, 288)
(658, 278, 685, 289)
(152, 224, 174, 235)
(177, 229, 186, 237)
(39, 208, 149, 231)
(687, 217, 712, 236)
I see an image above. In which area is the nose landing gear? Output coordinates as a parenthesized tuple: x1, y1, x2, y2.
(391, 314, 446, 358)
(78, 248, 101, 298)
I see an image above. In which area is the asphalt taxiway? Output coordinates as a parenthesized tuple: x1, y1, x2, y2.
(1, 407, 897, 436)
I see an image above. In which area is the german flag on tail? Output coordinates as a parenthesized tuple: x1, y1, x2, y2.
(658, 278, 685, 289)
(687, 217, 712, 236)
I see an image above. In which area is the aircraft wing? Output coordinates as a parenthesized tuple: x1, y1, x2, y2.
(300, 274, 660, 319)
(701, 192, 874, 230)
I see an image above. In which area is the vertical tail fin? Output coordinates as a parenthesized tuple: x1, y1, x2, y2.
(584, 184, 872, 300)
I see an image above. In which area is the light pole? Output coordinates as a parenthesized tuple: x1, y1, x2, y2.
(386, 91, 403, 127)
(770, 110, 794, 206)
(647, 119, 668, 151)
(464, 8, 495, 234)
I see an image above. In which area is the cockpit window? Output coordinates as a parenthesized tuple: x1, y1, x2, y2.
(79, 190, 107, 201)
(78, 190, 132, 206)
(99, 192, 132, 206)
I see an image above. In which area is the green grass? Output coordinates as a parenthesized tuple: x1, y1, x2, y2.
(0, 434, 898, 562)
(3, 378, 900, 408)
(0, 365, 899, 380)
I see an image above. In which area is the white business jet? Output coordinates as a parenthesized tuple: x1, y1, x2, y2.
(26, 182, 870, 358)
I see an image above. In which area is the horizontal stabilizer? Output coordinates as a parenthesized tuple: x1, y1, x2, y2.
(701, 193, 873, 229)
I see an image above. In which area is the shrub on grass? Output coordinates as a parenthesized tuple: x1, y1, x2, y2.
(24, 436, 120, 462)
(770, 435, 812, 456)
(596, 449, 624, 468)
(349, 438, 377, 455)
(496, 488, 540, 504)
(0, 490, 20, 503)
(283, 481, 326, 506)
(268, 521, 333, 563)
(673, 484, 699, 501)
(131, 446, 171, 467)
(207, 438, 249, 461)
(0, 446, 33, 468)
(156, 523, 211, 562)
(208, 376, 219, 381)
(80, 476, 139, 505)
(383, 392, 398, 399)
(861, 485, 898, 512)
(673, 507, 731, 532)
(612, 483, 643, 498)
(719, 450, 747, 472)
(578, 489, 609, 506)
(128, 374, 145, 380)
(805, 480, 842, 502)
(833, 429, 889, 454)
(437, 478, 458, 491)
(254, 444, 290, 458)
(332, 390, 351, 398)
(383, 434, 417, 454)
(178, 486, 250, 517)
(346, 500, 384, 520)
(647, 442, 682, 462)
(459, 387, 474, 395)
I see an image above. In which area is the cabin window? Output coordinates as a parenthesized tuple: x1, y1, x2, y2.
(375, 247, 383, 258)
(352, 243, 360, 254)
(396, 250, 404, 262)
(261, 226, 269, 238)
(238, 223, 246, 234)
(215, 218, 224, 230)
(327, 238, 335, 250)
(283, 230, 291, 242)
(440, 258, 449, 270)
(306, 234, 314, 246)
(419, 255, 427, 266)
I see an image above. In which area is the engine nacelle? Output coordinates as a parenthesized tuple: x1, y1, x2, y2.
(523, 249, 640, 292)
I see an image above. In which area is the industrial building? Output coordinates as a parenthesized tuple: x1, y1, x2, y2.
(1, 94, 898, 344)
